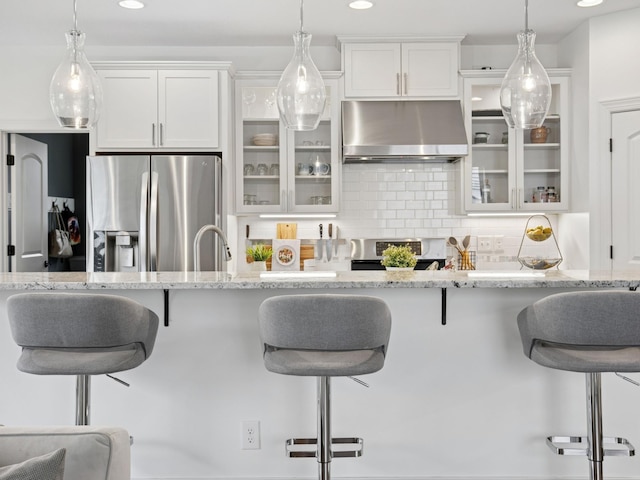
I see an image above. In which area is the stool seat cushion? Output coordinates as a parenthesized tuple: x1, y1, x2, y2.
(17, 346, 147, 376)
(518, 291, 640, 372)
(7, 293, 159, 376)
(259, 294, 392, 377)
(263, 347, 386, 376)
(530, 342, 640, 373)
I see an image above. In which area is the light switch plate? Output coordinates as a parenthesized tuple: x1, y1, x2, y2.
(477, 235, 493, 253)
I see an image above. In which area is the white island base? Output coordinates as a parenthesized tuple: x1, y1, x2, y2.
(0, 276, 639, 480)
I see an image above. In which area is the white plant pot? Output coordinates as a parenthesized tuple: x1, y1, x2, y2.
(385, 266, 415, 271)
(250, 261, 267, 272)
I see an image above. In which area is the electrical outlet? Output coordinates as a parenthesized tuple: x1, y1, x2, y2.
(493, 235, 504, 252)
(242, 420, 260, 450)
(477, 235, 493, 253)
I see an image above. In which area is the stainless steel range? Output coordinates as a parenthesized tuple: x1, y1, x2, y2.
(350, 238, 446, 270)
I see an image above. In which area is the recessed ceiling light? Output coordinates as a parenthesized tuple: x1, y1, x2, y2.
(577, 0, 603, 7)
(119, 0, 145, 9)
(349, 1, 374, 10)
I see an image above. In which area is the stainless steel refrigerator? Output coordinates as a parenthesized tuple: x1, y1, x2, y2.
(86, 154, 223, 272)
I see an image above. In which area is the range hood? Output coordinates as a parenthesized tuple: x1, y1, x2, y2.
(342, 100, 469, 163)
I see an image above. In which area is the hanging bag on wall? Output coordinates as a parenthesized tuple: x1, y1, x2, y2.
(62, 204, 81, 246)
(49, 206, 73, 258)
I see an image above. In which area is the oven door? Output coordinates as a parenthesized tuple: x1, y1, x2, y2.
(351, 259, 445, 270)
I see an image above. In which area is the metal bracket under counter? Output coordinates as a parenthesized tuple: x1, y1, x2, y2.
(442, 288, 447, 325)
(164, 289, 169, 327)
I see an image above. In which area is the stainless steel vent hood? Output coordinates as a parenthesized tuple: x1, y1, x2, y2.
(342, 100, 469, 163)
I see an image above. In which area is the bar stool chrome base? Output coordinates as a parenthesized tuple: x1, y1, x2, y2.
(284, 377, 364, 480)
(286, 437, 364, 458)
(546, 372, 635, 480)
(546, 435, 635, 457)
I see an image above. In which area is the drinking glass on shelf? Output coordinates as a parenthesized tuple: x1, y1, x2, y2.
(256, 163, 268, 176)
(269, 164, 280, 176)
(243, 194, 257, 205)
(243, 164, 255, 176)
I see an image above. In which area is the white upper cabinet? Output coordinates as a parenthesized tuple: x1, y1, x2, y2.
(459, 69, 571, 214)
(340, 37, 463, 98)
(235, 76, 341, 214)
(94, 64, 227, 150)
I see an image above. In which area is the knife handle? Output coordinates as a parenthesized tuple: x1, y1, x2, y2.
(328, 223, 333, 238)
(319, 224, 323, 238)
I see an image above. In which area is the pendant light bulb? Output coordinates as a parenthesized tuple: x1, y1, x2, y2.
(49, 0, 103, 129)
(499, 0, 551, 129)
(276, 0, 326, 131)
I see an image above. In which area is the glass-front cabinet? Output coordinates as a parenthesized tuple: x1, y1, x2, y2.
(235, 77, 340, 214)
(460, 70, 570, 213)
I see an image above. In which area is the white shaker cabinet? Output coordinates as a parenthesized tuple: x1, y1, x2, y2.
(94, 64, 226, 150)
(340, 37, 462, 98)
(235, 75, 341, 214)
(459, 69, 571, 213)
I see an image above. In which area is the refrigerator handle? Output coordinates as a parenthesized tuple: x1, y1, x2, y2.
(149, 171, 159, 271)
(139, 172, 149, 271)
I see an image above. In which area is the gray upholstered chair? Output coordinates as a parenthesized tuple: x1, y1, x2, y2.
(258, 294, 392, 480)
(7, 293, 159, 426)
(518, 291, 640, 480)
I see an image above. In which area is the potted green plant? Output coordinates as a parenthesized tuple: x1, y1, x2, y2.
(246, 244, 272, 271)
(380, 244, 417, 271)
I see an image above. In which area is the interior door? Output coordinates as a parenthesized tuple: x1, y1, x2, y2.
(611, 109, 640, 270)
(8, 134, 48, 272)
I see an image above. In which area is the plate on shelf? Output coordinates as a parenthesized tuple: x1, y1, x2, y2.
(275, 245, 296, 266)
(252, 133, 277, 146)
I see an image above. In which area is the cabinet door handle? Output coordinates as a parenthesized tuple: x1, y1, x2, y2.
(159, 123, 164, 146)
(396, 73, 401, 95)
(289, 190, 293, 209)
(518, 188, 524, 208)
(281, 190, 286, 209)
(404, 73, 408, 95)
(511, 188, 516, 210)
(152, 124, 156, 146)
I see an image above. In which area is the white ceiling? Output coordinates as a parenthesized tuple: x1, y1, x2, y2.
(2, 0, 639, 47)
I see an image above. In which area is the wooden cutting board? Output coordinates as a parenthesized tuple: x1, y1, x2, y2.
(276, 223, 297, 239)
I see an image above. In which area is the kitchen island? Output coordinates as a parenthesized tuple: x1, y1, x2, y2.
(1, 270, 639, 480)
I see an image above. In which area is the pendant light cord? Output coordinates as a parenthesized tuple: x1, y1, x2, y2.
(73, 0, 78, 32)
(524, 0, 529, 31)
(299, 0, 305, 33)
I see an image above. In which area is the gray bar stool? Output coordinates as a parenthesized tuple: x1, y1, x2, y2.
(7, 292, 159, 426)
(258, 294, 392, 480)
(518, 291, 640, 480)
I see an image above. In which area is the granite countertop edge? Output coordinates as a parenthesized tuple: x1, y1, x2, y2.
(0, 271, 638, 290)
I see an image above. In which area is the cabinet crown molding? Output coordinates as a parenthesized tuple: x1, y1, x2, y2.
(336, 34, 465, 49)
(460, 68, 572, 78)
(92, 60, 235, 74)
(235, 70, 343, 80)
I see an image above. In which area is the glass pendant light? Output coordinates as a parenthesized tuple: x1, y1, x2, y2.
(50, 0, 102, 129)
(499, 0, 551, 129)
(276, 0, 326, 131)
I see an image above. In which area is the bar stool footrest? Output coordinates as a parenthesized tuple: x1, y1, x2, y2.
(285, 437, 364, 458)
(547, 435, 635, 457)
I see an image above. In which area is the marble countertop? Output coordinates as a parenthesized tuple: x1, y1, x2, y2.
(0, 270, 638, 290)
